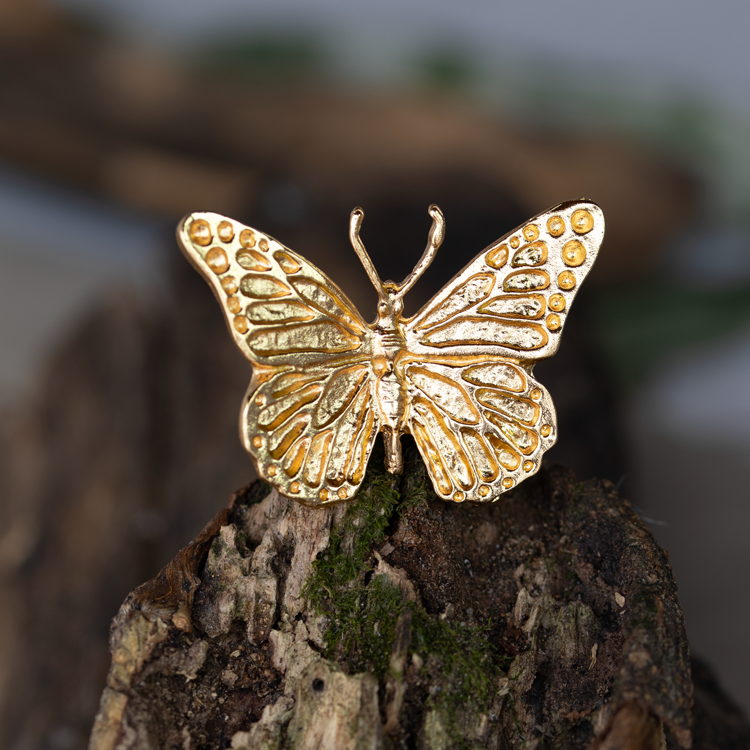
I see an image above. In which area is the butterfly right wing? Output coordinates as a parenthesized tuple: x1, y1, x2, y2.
(401, 200, 603, 502)
(177, 212, 380, 506)
(400, 356, 554, 503)
(405, 200, 603, 362)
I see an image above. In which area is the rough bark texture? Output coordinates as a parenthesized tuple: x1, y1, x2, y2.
(91, 439, 704, 750)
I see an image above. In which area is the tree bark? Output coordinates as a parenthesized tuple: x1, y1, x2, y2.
(90, 441, 702, 750)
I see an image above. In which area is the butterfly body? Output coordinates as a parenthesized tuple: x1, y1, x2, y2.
(177, 200, 603, 507)
(367, 287, 409, 473)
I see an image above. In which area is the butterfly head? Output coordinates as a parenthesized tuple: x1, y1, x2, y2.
(349, 204, 445, 323)
(374, 282, 404, 328)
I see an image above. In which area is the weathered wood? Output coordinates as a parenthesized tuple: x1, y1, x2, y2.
(91, 440, 700, 750)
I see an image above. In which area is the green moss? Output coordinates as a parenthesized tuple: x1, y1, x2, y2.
(352, 574, 408, 676)
(210, 535, 225, 557)
(304, 446, 400, 611)
(303, 443, 401, 670)
(397, 467, 431, 514)
(503, 693, 526, 743)
(631, 590, 659, 632)
(304, 442, 501, 744)
(412, 612, 497, 707)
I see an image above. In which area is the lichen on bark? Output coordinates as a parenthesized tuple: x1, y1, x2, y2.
(90, 438, 695, 750)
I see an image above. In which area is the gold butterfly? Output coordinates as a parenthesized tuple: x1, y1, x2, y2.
(177, 200, 603, 507)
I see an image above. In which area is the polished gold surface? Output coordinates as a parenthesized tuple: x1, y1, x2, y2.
(177, 199, 604, 506)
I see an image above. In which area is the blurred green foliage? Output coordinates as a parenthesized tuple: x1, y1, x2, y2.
(412, 48, 477, 91)
(198, 34, 324, 81)
(591, 277, 750, 392)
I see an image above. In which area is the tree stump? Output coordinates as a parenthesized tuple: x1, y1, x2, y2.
(90, 439, 700, 750)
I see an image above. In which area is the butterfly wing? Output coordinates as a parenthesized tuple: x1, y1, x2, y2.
(242, 361, 380, 506)
(402, 199, 604, 502)
(177, 212, 379, 506)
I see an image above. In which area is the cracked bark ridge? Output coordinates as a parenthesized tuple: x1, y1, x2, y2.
(90, 442, 697, 750)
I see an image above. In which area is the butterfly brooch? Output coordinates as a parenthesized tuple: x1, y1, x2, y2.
(177, 200, 603, 507)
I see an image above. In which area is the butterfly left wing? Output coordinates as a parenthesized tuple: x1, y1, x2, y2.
(242, 361, 380, 505)
(177, 212, 369, 370)
(401, 199, 604, 502)
(177, 211, 380, 506)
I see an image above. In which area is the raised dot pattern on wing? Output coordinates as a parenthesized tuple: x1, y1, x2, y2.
(413, 204, 599, 353)
(403, 203, 600, 502)
(185, 215, 366, 361)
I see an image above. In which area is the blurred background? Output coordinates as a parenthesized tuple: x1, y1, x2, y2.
(1, 0, 749, 747)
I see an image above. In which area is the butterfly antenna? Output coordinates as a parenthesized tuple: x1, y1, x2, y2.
(395, 204, 445, 299)
(350, 207, 388, 299)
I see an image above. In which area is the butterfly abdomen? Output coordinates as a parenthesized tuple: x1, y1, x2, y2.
(370, 320, 408, 475)
(376, 369, 406, 428)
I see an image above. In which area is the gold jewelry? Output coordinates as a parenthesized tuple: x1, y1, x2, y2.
(177, 200, 603, 506)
